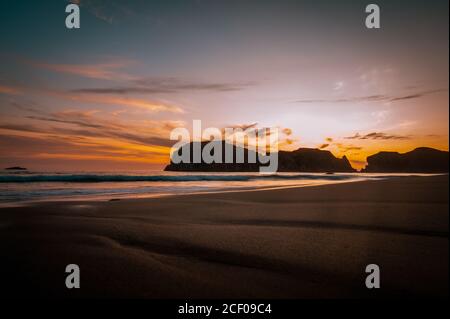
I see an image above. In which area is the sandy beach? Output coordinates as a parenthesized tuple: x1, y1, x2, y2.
(0, 175, 448, 298)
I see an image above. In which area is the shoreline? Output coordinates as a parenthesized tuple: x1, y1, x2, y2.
(0, 176, 365, 208)
(0, 174, 448, 298)
(1, 173, 446, 208)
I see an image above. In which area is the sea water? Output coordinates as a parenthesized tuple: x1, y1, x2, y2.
(0, 171, 432, 206)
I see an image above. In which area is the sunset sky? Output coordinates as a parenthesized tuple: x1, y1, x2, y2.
(0, 0, 448, 171)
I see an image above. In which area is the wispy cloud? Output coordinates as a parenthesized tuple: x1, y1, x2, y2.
(70, 0, 135, 24)
(294, 89, 447, 104)
(10, 85, 183, 113)
(61, 93, 184, 113)
(317, 138, 362, 152)
(335, 143, 363, 152)
(71, 77, 255, 94)
(345, 132, 411, 140)
(0, 108, 186, 165)
(218, 123, 294, 151)
(225, 123, 259, 131)
(333, 81, 344, 91)
(21, 110, 181, 147)
(1, 81, 183, 114)
(0, 85, 22, 95)
(29, 59, 136, 81)
(0, 132, 168, 165)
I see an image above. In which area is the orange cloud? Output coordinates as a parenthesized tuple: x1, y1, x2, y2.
(38, 89, 184, 113)
(0, 107, 183, 168)
(29, 59, 136, 81)
(34, 152, 168, 164)
(0, 123, 172, 166)
(66, 93, 184, 113)
(0, 85, 22, 95)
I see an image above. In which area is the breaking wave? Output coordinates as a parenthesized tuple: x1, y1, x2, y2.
(0, 173, 355, 183)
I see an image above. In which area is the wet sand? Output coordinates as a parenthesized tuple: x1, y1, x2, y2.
(0, 175, 448, 298)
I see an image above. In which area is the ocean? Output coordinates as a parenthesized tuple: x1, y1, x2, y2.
(0, 171, 434, 206)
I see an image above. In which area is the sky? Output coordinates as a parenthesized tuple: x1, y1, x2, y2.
(0, 0, 448, 171)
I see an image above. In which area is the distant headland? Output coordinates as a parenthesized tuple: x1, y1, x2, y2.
(4, 167, 27, 171)
(362, 147, 449, 173)
(165, 142, 449, 173)
(165, 142, 354, 173)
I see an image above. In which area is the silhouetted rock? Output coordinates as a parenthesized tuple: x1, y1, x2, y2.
(165, 141, 262, 172)
(278, 148, 354, 172)
(362, 147, 449, 173)
(164, 142, 355, 172)
(4, 166, 27, 171)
